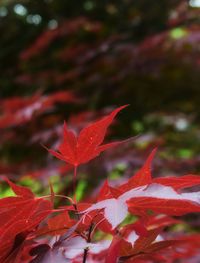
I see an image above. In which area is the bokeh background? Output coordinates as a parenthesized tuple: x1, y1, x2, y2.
(1, 0, 200, 210)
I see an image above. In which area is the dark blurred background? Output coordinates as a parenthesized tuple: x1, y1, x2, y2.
(1, 0, 200, 199)
(1, 0, 200, 113)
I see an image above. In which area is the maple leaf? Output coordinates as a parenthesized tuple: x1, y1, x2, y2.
(153, 174, 200, 190)
(0, 91, 77, 129)
(83, 151, 200, 230)
(123, 234, 200, 263)
(46, 105, 128, 167)
(35, 211, 75, 237)
(0, 178, 52, 262)
(118, 148, 157, 192)
(84, 183, 200, 229)
(105, 236, 122, 263)
(105, 220, 163, 262)
(104, 216, 200, 263)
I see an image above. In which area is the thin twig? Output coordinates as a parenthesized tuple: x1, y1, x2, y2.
(82, 223, 94, 263)
(73, 165, 78, 203)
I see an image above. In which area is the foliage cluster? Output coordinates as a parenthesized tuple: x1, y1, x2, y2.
(1, 1, 200, 114)
(1, 2, 200, 261)
(0, 106, 200, 263)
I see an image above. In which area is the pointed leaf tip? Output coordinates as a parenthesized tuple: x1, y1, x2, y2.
(4, 177, 34, 198)
(121, 148, 157, 190)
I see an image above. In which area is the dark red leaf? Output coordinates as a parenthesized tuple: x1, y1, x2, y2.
(46, 105, 128, 167)
(153, 174, 200, 190)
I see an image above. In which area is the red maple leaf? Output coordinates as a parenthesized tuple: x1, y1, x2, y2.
(83, 150, 200, 230)
(0, 178, 52, 262)
(46, 105, 128, 168)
